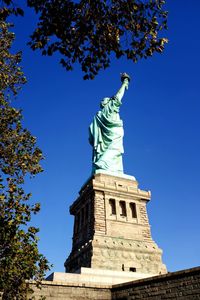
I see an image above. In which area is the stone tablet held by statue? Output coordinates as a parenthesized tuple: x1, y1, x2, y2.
(89, 73, 130, 176)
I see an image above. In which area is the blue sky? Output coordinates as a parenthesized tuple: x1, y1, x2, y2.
(9, 1, 200, 275)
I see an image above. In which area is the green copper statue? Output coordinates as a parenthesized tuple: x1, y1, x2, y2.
(89, 73, 130, 175)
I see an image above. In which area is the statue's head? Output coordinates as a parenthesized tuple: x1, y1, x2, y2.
(100, 97, 110, 108)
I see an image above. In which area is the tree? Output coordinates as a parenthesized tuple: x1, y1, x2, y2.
(0, 19, 50, 300)
(1, 0, 168, 79)
(27, 0, 168, 79)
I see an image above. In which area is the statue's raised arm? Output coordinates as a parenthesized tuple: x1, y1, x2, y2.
(89, 73, 131, 176)
(115, 73, 130, 101)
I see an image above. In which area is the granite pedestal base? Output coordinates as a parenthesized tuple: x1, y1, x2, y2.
(47, 267, 158, 286)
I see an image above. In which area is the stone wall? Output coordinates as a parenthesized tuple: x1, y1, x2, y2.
(112, 266, 200, 300)
(31, 281, 111, 300)
(1, 267, 200, 299)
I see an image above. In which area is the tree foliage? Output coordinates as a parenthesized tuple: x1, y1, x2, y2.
(0, 20, 50, 300)
(27, 0, 168, 79)
(1, 0, 168, 79)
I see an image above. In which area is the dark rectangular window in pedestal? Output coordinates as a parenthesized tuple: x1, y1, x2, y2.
(81, 208, 85, 226)
(85, 203, 89, 221)
(74, 215, 78, 233)
(119, 201, 127, 217)
(77, 212, 81, 231)
(109, 199, 116, 215)
(129, 267, 136, 272)
(130, 202, 137, 218)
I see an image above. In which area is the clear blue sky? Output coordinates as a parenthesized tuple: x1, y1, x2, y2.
(10, 1, 200, 275)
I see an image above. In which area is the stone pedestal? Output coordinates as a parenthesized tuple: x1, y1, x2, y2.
(65, 173, 166, 275)
(64, 173, 166, 276)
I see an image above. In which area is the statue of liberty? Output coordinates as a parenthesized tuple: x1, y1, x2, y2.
(89, 73, 130, 176)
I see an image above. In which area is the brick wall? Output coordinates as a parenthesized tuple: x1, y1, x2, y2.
(112, 266, 200, 300)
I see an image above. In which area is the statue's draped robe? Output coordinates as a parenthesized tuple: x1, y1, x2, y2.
(89, 96, 124, 174)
